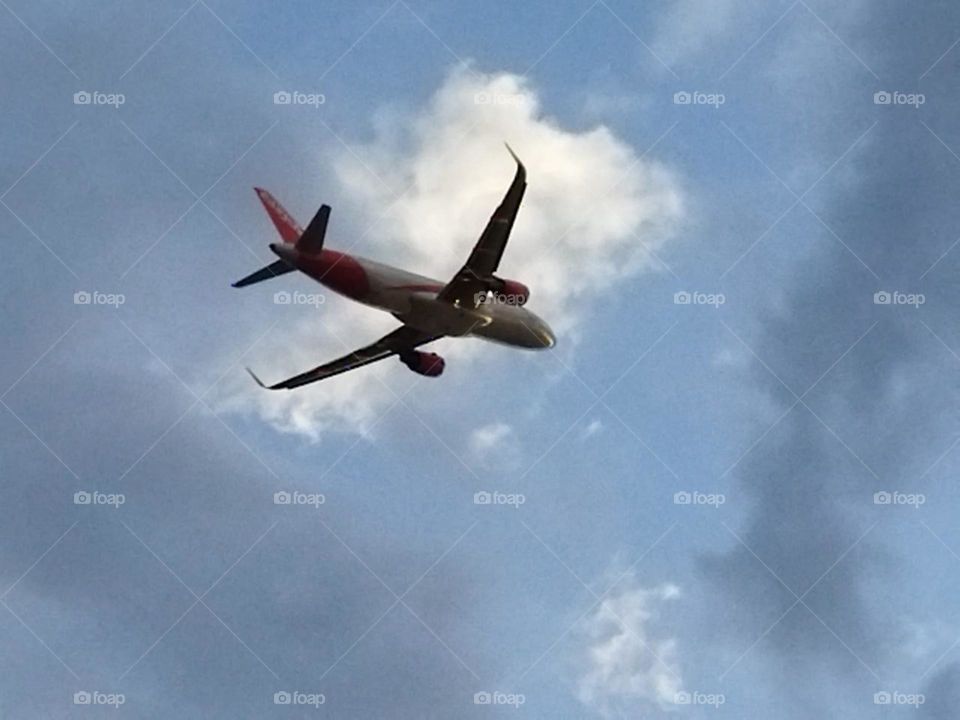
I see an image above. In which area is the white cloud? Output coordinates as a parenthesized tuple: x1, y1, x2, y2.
(469, 421, 512, 454)
(577, 575, 683, 716)
(227, 66, 683, 439)
(468, 420, 524, 469)
(582, 418, 604, 439)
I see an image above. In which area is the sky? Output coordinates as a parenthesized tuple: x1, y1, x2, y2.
(2, 0, 960, 717)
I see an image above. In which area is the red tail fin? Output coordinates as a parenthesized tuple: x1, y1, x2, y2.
(254, 187, 302, 244)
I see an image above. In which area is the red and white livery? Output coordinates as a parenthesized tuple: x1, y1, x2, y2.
(235, 145, 555, 389)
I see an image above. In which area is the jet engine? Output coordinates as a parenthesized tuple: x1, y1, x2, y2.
(489, 277, 530, 306)
(399, 350, 445, 377)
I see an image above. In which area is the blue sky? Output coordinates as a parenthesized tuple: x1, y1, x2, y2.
(3, 0, 960, 717)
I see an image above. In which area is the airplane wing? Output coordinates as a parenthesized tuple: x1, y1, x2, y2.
(247, 325, 441, 390)
(437, 144, 526, 308)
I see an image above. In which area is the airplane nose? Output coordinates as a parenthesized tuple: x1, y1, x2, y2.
(537, 321, 556, 348)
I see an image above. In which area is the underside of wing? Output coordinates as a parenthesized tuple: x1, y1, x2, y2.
(247, 325, 441, 390)
(437, 145, 526, 308)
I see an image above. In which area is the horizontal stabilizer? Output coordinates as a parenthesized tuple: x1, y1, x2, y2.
(296, 204, 330, 253)
(232, 259, 295, 288)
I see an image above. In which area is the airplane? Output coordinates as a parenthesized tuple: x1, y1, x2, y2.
(235, 145, 556, 390)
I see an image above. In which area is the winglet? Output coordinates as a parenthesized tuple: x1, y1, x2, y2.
(245, 367, 269, 389)
(504, 142, 523, 169)
(504, 143, 526, 187)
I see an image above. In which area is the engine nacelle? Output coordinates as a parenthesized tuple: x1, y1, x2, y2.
(488, 277, 530, 306)
(399, 350, 445, 377)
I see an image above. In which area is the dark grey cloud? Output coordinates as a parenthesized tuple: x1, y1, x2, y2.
(8, 1, 960, 717)
(700, 0, 960, 709)
(0, 3, 498, 717)
(921, 663, 960, 719)
(0, 356, 490, 717)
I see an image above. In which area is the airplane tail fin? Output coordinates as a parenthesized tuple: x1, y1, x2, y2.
(255, 187, 303, 244)
(234, 189, 329, 287)
(254, 186, 329, 252)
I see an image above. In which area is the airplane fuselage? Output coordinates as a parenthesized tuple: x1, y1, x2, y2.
(269, 243, 556, 349)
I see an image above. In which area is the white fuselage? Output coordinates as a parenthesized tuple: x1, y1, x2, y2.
(271, 243, 556, 349)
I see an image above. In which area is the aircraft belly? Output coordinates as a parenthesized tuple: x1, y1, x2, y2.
(398, 295, 492, 336)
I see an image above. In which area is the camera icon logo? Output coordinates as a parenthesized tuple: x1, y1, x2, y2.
(873, 91, 892, 105)
(873, 491, 892, 505)
(473, 491, 492, 505)
(274, 491, 291, 505)
(673, 91, 691, 105)
(274, 291, 291, 305)
(873, 291, 891, 305)
(73, 91, 91, 105)
(74, 491, 92, 505)
(273, 91, 291, 105)
(274, 691, 292, 705)
(73, 691, 92, 705)
(74, 291, 91, 305)
(674, 291, 691, 305)
(674, 691, 692, 704)
(474, 691, 492, 705)
(874, 691, 892, 704)
(674, 491, 691, 505)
